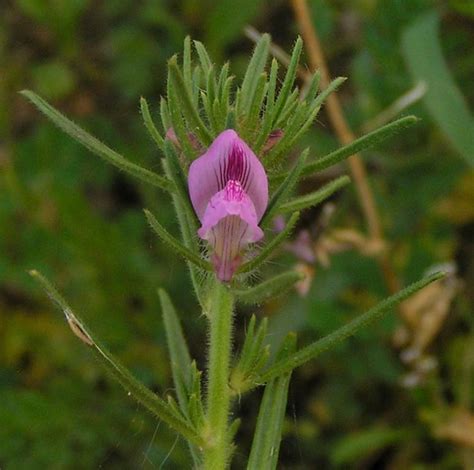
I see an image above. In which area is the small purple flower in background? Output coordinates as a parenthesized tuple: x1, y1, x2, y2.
(188, 130, 268, 281)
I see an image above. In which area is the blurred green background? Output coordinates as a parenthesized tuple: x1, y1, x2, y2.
(1, 0, 473, 468)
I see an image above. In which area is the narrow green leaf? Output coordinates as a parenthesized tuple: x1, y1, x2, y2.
(271, 37, 303, 126)
(244, 319, 269, 374)
(247, 333, 296, 470)
(264, 99, 309, 164)
(204, 67, 219, 132)
(219, 76, 234, 127)
(192, 66, 202, 108)
(144, 209, 211, 271)
(238, 211, 300, 273)
(312, 76, 346, 110)
(210, 99, 223, 134)
(183, 36, 193, 90)
(258, 272, 445, 384)
(235, 271, 304, 305)
(274, 88, 300, 128)
(302, 70, 321, 102)
(21, 90, 174, 192)
(188, 362, 205, 429)
(168, 57, 213, 145)
(234, 315, 257, 374)
(140, 97, 165, 150)
(266, 58, 279, 114)
(266, 75, 345, 165)
(158, 289, 194, 411)
(206, 66, 217, 107)
(193, 40, 212, 76)
(228, 418, 241, 444)
(278, 175, 350, 214)
(167, 63, 195, 157)
(244, 73, 268, 138)
(402, 11, 474, 166)
(160, 96, 171, 131)
(291, 115, 419, 180)
(29, 270, 203, 447)
(217, 62, 229, 98)
(239, 33, 270, 116)
(255, 58, 279, 152)
(234, 316, 268, 380)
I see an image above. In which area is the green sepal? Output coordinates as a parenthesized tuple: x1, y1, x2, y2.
(21, 90, 174, 192)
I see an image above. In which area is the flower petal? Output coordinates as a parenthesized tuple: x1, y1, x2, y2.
(197, 180, 264, 281)
(188, 129, 268, 222)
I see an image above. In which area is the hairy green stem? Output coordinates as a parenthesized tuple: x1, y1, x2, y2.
(204, 281, 234, 469)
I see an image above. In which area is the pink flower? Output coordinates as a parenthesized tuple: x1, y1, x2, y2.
(188, 130, 268, 281)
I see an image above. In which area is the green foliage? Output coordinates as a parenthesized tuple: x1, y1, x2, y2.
(402, 11, 474, 166)
(2, 0, 473, 467)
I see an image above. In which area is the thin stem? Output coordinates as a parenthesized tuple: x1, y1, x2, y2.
(290, 0, 380, 239)
(204, 281, 235, 469)
(290, 0, 401, 294)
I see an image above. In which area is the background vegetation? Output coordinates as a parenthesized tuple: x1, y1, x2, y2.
(1, 0, 473, 468)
